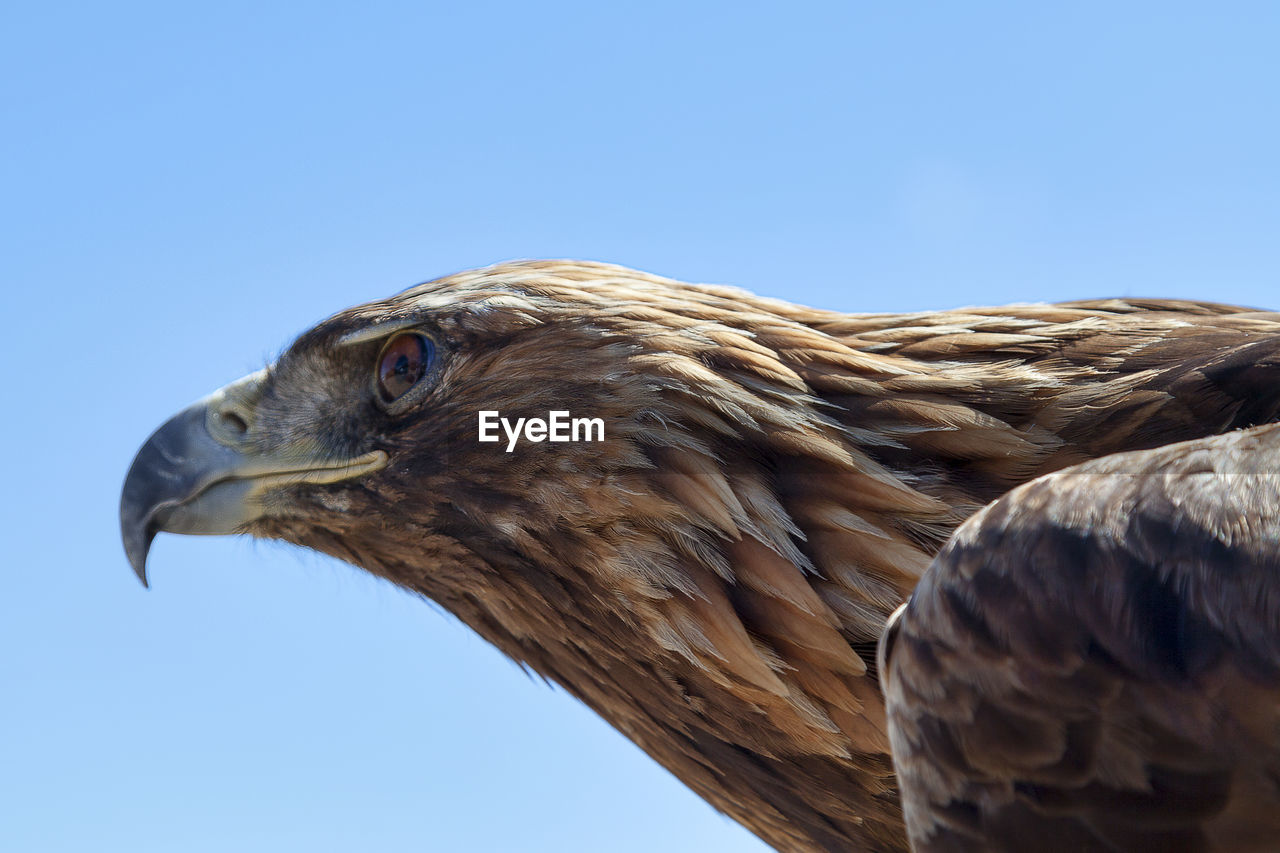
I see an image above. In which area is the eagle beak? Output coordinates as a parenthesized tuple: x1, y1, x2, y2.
(119, 370, 387, 587)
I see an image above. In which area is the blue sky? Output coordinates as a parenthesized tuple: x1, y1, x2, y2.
(3, 3, 1277, 851)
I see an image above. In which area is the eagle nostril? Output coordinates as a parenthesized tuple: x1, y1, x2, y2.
(219, 408, 250, 436)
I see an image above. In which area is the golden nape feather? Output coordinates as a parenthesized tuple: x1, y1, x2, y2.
(121, 261, 1280, 851)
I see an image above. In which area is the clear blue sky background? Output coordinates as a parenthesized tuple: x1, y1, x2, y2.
(3, 3, 1277, 851)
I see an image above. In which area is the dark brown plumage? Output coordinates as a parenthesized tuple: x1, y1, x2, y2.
(120, 260, 1280, 851)
(882, 422, 1280, 852)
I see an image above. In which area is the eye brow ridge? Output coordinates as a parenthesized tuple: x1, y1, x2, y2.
(334, 318, 423, 348)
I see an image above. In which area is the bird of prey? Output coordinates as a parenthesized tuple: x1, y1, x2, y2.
(120, 260, 1280, 851)
(881, 422, 1280, 852)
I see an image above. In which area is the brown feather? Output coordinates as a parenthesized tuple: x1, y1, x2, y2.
(884, 423, 1280, 852)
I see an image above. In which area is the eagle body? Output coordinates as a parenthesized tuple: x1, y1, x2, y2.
(121, 261, 1280, 851)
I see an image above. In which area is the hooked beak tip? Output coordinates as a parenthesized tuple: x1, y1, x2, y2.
(132, 558, 151, 589)
(122, 520, 154, 588)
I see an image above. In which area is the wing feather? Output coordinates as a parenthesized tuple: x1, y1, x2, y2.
(884, 423, 1280, 852)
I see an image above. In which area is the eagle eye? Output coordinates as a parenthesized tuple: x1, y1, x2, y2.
(375, 333, 435, 404)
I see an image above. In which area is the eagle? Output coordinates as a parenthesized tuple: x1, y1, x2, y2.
(881, 422, 1280, 852)
(120, 260, 1280, 851)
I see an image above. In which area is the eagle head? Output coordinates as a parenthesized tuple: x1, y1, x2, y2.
(120, 259, 933, 850)
(122, 260, 760, 602)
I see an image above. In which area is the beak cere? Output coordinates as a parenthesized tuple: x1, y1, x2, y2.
(119, 371, 387, 587)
